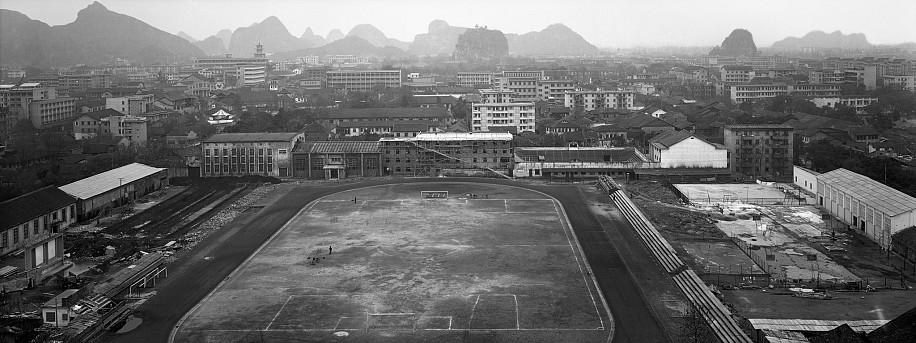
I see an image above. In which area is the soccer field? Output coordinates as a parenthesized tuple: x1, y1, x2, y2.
(174, 183, 611, 343)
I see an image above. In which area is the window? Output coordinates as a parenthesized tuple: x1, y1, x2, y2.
(13, 229, 18, 244)
(278, 149, 288, 155)
(46, 312, 55, 323)
(61, 313, 68, 322)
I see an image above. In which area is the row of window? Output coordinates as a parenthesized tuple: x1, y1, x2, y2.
(1, 205, 72, 248)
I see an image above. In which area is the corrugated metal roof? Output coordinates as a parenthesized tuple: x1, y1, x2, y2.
(297, 141, 380, 154)
(749, 318, 888, 333)
(817, 168, 916, 216)
(59, 163, 166, 200)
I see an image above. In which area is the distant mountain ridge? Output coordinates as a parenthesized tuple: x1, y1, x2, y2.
(346, 24, 409, 50)
(506, 24, 598, 56)
(227, 16, 314, 56)
(771, 30, 872, 50)
(269, 36, 408, 61)
(409, 20, 468, 56)
(0, 2, 204, 66)
(709, 28, 757, 56)
(0, 2, 607, 66)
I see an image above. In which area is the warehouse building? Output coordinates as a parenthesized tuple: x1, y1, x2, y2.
(291, 141, 382, 179)
(59, 163, 169, 220)
(0, 186, 75, 286)
(816, 168, 916, 249)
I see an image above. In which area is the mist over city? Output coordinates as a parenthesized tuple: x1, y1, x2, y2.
(1, 1, 916, 342)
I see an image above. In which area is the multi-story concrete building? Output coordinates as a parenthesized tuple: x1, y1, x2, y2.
(538, 79, 576, 104)
(102, 115, 148, 146)
(105, 94, 154, 115)
(456, 72, 495, 87)
(495, 71, 542, 102)
(0, 82, 56, 117)
(28, 97, 76, 129)
(719, 65, 755, 83)
(724, 124, 794, 181)
(72, 109, 120, 140)
(470, 89, 535, 133)
(816, 168, 916, 249)
(809, 69, 845, 84)
(812, 97, 878, 113)
(883, 74, 916, 92)
(201, 132, 305, 178)
(316, 107, 451, 125)
(380, 132, 513, 177)
(191, 45, 269, 70)
(58, 73, 112, 89)
(237, 65, 267, 87)
(729, 83, 841, 103)
(563, 90, 636, 111)
(326, 70, 402, 91)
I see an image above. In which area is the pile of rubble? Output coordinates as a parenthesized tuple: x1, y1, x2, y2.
(181, 184, 281, 250)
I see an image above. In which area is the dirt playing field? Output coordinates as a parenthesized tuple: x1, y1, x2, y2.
(173, 183, 611, 343)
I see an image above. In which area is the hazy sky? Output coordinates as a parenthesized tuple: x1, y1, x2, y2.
(2, 0, 915, 48)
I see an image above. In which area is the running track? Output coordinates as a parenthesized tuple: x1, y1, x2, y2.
(99, 178, 669, 343)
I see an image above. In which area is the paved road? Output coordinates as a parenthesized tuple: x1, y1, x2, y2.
(100, 178, 668, 343)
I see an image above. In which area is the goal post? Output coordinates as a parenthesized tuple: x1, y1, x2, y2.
(421, 191, 449, 199)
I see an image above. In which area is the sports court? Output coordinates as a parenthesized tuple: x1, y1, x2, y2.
(174, 183, 611, 342)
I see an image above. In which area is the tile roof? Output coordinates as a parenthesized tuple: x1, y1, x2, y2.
(748, 318, 888, 334)
(382, 132, 512, 142)
(808, 324, 869, 343)
(867, 305, 916, 343)
(295, 141, 380, 154)
(817, 168, 916, 216)
(318, 107, 450, 119)
(649, 130, 697, 148)
(203, 132, 301, 143)
(59, 163, 166, 200)
(77, 109, 123, 120)
(0, 187, 76, 229)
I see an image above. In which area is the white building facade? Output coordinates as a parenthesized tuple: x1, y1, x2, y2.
(471, 89, 535, 132)
(648, 131, 728, 168)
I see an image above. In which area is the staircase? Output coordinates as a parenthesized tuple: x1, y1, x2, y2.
(407, 140, 512, 179)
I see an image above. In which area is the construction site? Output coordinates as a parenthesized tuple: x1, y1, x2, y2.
(620, 178, 915, 340)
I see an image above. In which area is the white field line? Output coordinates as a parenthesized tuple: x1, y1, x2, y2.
(552, 200, 605, 330)
(505, 199, 509, 212)
(514, 294, 520, 330)
(190, 328, 606, 332)
(264, 295, 293, 331)
(467, 295, 481, 329)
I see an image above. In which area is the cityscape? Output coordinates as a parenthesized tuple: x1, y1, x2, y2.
(1, 0, 916, 342)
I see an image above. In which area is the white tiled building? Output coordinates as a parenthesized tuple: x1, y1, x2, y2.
(563, 90, 636, 111)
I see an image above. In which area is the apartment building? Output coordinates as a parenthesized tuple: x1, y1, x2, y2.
(457, 72, 495, 87)
(0, 82, 56, 117)
(720, 65, 755, 83)
(102, 115, 148, 146)
(58, 73, 112, 89)
(326, 70, 402, 91)
(380, 132, 513, 177)
(723, 124, 794, 181)
(563, 90, 636, 111)
(28, 97, 76, 129)
(495, 71, 543, 102)
(105, 94, 154, 115)
(729, 83, 841, 103)
(812, 97, 878, 113)
(471, 89, 536, 133)
(809, 69, 845, 84)
(201, 132, 305, 177)
(237, 65, 267, 87)
(538, 79, 576, 104)
(883, 74, 916, 92)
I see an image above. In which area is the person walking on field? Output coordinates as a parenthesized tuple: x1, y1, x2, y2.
(329, 246, 333, 255)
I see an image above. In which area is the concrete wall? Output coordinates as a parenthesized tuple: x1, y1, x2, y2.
(793, 166, 819, 194)
(659, 137, 728, 168)
(817, 179, 916, 249)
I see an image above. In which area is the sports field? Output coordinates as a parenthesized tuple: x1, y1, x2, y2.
(174, 183, 611, 343)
